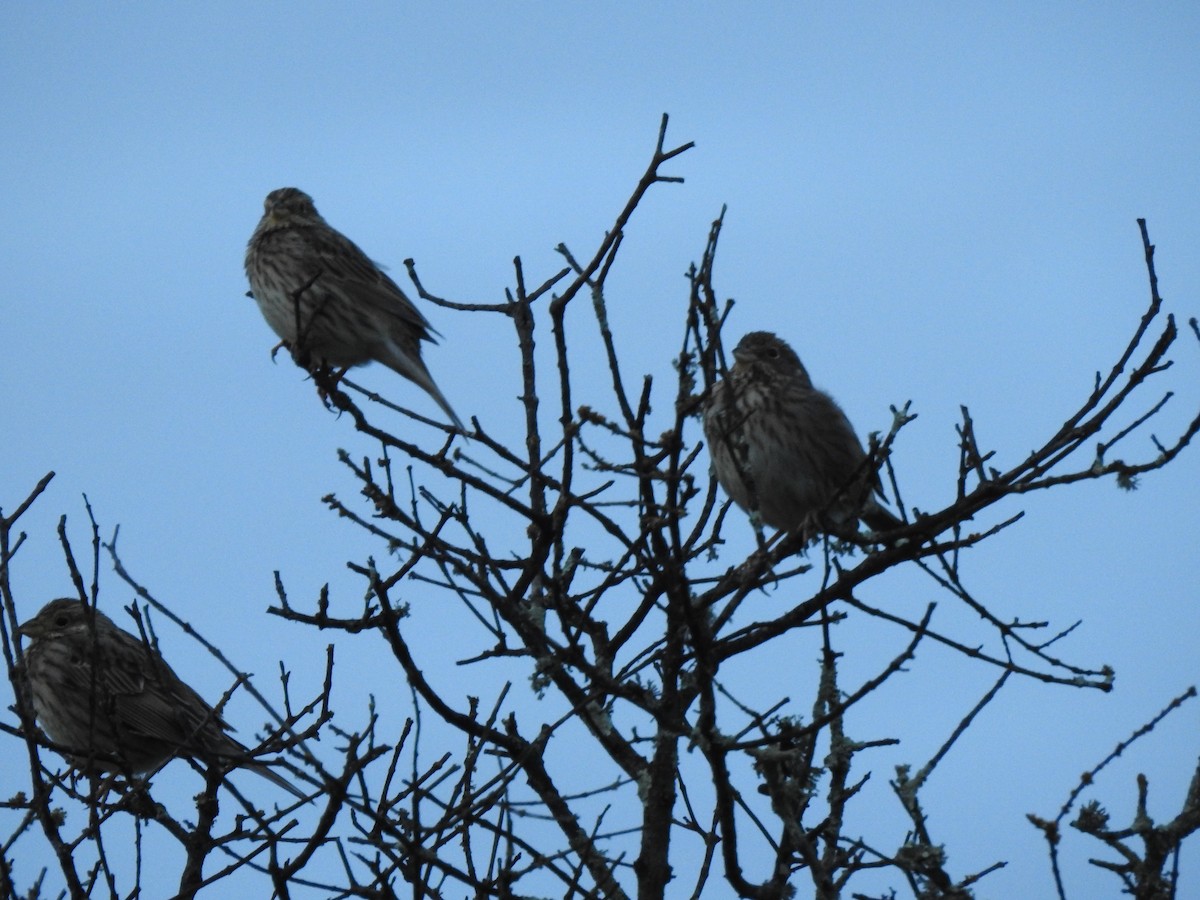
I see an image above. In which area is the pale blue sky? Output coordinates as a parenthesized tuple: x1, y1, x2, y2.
(3, 4, 1199, 897)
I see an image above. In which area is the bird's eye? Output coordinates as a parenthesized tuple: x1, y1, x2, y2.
(766, 347, 780, 358)
(54, 614, 69, 627)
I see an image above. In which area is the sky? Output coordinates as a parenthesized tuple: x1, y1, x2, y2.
(2, 4, 1199, 897)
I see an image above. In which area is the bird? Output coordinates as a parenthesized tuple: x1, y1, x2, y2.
(244, 187, 463, 429)
(17, 598, 306, 799)
(702, 331, 902, 538)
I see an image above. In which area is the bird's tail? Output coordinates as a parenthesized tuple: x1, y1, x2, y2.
(379, 336, 465, 430)
(862, 498, 903, 533)
(210, 734, 311, 801)
(246, 760, 310, 801)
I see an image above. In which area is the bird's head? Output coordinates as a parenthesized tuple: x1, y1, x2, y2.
(17, 598, 111, 642)
(260, 187, 320, 227)
(731, 331, 811, 384)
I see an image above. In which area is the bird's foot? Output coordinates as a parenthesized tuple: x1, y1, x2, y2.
(313, 366, 349, 412)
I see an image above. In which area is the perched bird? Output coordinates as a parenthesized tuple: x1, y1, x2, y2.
(17, 598, 305, 799)
(245, 187, 463, 428)
(702, 331, 902, 537)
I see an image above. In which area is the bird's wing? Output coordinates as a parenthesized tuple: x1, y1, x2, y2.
(102, 633, 233, 751)
(817, 393, 888, 497)
(299, 224, 438, 341)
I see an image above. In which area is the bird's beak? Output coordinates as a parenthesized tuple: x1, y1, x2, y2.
(731, 346, 748, 364)
(15, 620, 36, 640)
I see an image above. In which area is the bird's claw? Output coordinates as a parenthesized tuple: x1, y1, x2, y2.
(314, 367, 349, 412)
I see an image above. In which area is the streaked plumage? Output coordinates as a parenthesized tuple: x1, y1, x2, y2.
(245, 187, 463, 428)
(702, 331, 901, 536)
(18, 598, 303, 798)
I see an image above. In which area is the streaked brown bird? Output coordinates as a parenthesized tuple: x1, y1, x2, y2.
(17, 598, 304, 798)
(245, 187, 463, 428)
(702, 331, 902, 537)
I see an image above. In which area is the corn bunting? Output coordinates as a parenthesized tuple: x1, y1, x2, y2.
(18, 598, 304, 798)
(245, 187, 463, 428)
(703, 331, 901, 537)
